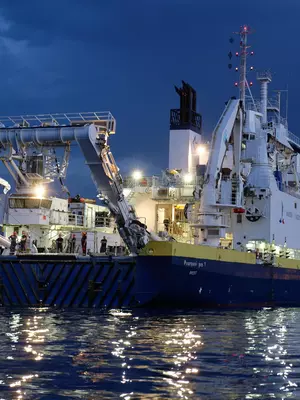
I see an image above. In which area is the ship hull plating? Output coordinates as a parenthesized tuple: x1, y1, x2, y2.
(0, 254, 136, 308)
(135, 255, 300, 308)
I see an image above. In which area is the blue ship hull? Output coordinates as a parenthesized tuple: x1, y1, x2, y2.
(1, 241, 300, 309)
(135, 254, 300, 308)
(0, 254, 137, 308)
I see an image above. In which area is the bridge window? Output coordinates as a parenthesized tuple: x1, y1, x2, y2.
(40, 199, 52, 209)
(207, 229, 219, 236)
(9, 198, 52, 209)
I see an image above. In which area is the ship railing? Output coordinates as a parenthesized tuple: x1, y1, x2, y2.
(68, 213, 84, 226)
(94, 216, 113, 228)
(267, 98, 280, 110)
(123, 176, 153, 188)
(245, 99, 260, 112)
(0, 112, 116, 133)
(154, 175, 198, 188)
(170, 109, 202, 133)
(287, 130, 300, 147)
(68, 213, 114, 229)
(194, 213, 230, 227)
(157, 221, 191, 236)
(245, 97, 281, 114)
(282, 185, 300, 200)
(123, 174, 199, 190)
(281, 116, 288, 127)
(268, 116, 288, 128)
(152, 186, 194, 200)
(256, 70, 272, 81)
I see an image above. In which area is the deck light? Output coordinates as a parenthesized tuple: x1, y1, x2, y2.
(196, 145, 206, 154)
(34, 185, 45, 198)
(183, 174, 193, 184)
(132, 170, 142, 180)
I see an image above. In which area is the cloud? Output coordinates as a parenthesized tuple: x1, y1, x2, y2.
(0, 13, 10, 32)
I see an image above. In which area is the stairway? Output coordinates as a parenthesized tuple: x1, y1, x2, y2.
(231, 178, 238, 205)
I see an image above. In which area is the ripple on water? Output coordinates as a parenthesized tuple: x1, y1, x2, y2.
(0, 307, 299, 399)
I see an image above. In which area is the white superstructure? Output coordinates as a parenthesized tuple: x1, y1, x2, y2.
(192, 25, 300, 254)
(124, 26, 300, 260)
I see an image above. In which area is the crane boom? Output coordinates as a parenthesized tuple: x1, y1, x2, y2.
(0, 113, 157, 254)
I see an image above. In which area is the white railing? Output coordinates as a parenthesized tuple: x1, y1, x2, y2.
(123, 175, 199, 190)
(245, 98, 260, 112)
(256, 70, 272, 81)
(123, 176, 153, 188)
(68, 213, 84, 226)
(68, 214, 113, 229)
(267, 99, 279, 110)
(193, 213, 230, 228)
(287, 130, 300, 147)
(0, 112, 116, 133)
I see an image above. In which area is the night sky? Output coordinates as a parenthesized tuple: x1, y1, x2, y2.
(0, 0, 299, 198)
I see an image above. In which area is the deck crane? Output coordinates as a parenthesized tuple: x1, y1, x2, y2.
(0, 112, 159, 255)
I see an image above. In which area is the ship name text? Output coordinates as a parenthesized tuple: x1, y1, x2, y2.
(184, 259, 206, 269)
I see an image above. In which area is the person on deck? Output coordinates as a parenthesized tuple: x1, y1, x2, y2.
(9, 232, 18, 255)
(100, 236, 107, 254)
(163, 218, 170, 232)
(81, 232, 87, 255)
(20, 231, 27, 253)
(56, 234, 63, 253)
(70, 234, 76, 253)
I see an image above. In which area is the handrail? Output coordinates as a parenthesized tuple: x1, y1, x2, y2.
(0, 112, 116, 133)
(287, 131, 300, 147)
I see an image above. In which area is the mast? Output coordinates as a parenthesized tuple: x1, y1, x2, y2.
(239, 25, 250, 106)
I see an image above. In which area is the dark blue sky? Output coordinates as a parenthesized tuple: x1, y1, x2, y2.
(0, 0, 299, 198)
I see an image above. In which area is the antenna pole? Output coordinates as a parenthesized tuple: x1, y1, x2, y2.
(286, 84, 289, 124)
(239, 25, 249, 106)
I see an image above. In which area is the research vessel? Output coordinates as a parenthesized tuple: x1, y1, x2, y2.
(0, 25, 299, 308)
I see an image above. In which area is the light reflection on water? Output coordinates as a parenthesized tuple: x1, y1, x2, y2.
(0, 308, 299, 399)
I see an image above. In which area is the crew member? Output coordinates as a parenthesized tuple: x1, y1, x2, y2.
(100, 236, 107, 253)
(9, 232, 18, 255)
(56, 234, 63, 253)
(70, 234, 76, 253)
(163, 218, 170, 232)
(20, 231, 27, 253)
(81, 232, 87, 255)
